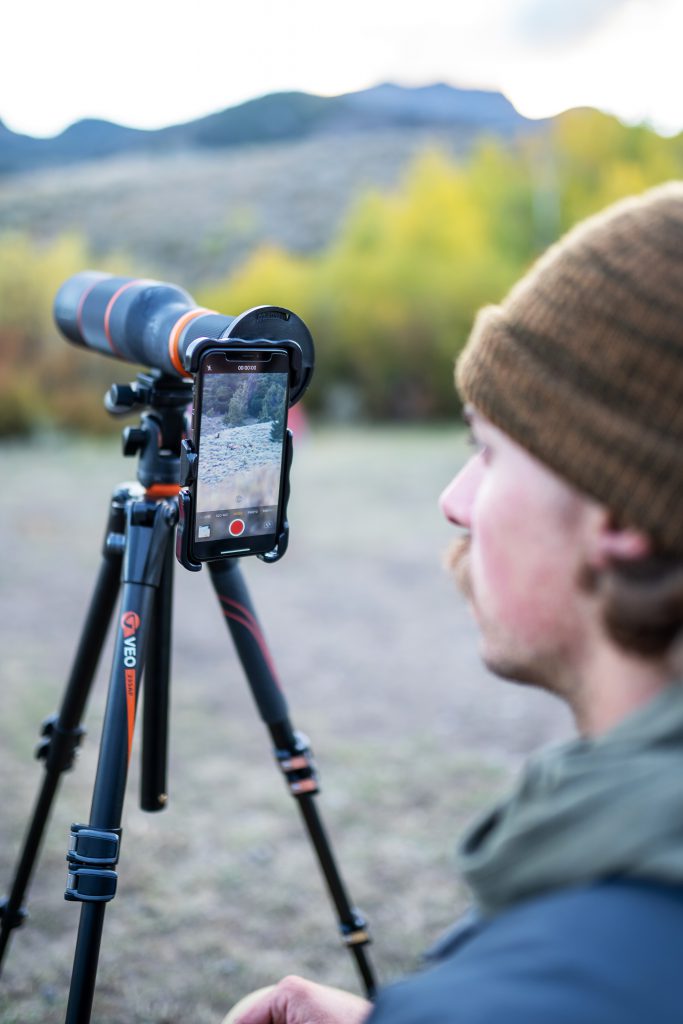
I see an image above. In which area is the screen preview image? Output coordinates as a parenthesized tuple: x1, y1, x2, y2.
(195, 368, 288, 542)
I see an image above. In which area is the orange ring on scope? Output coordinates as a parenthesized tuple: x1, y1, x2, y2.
(167, 308, 216, 376)
(104, 280, 146, 356)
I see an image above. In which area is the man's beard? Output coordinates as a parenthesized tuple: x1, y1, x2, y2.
(444, 534, 553, 689)
(446, 535, 474, 601)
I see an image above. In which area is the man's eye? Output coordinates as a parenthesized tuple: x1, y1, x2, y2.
(466, 428, 491, 463)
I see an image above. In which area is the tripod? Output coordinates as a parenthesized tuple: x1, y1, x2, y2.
(0, 372, 376, 1024)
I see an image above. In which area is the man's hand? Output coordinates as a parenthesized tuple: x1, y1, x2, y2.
(229, 975, 373, 1024)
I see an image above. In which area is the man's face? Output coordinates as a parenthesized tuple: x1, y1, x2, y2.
(440, 409, 601, 691)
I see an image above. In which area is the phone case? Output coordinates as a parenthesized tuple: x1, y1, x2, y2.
(176, 429, 293, 570)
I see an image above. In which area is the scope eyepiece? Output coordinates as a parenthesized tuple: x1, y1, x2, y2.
(54, 271, 314, 404)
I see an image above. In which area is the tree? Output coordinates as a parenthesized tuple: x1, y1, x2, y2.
(225, 380, 249, 426)
(259, 380, 286, 440)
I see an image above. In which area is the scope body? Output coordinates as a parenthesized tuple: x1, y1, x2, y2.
(54, 272, 314, 403)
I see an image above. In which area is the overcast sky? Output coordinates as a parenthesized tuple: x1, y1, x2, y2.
(3, 0, 681, 137)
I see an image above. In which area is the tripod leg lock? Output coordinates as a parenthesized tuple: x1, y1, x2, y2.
(64, 824, 121, 903)
(340, 909, 371, 947)
(35, 714, 86, 774)
(0, 897, 28, 931)
(275, 731, 319, 796)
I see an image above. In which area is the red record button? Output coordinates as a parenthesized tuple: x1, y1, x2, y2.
(229, 518, 246, 537)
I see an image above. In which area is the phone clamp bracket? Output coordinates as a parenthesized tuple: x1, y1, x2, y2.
(184, 337, 310, 409)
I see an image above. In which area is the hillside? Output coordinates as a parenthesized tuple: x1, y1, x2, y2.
(0, 83, 553, 286)
(0, 126, 522, 286)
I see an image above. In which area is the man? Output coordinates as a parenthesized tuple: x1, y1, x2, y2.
(234, 182, 683, 1023)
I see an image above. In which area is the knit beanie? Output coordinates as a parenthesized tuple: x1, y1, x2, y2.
(456, 182, 683, 554)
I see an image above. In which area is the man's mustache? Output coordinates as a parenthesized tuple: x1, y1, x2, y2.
(445, 535, 473, 600)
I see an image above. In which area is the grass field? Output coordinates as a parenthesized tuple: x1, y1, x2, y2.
(0, 425, 571, 1023)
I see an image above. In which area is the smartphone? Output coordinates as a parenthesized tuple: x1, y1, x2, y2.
(189, 347, 290, 560)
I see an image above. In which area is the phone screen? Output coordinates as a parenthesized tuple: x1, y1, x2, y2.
(193, 349, 289, 557)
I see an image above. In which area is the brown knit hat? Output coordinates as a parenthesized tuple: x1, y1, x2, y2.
(456, 182, 683, 554)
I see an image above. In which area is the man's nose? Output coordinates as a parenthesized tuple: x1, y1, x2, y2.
(439, 456, 483, 528)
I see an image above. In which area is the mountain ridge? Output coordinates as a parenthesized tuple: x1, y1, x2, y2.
(0, 83, 546, 176)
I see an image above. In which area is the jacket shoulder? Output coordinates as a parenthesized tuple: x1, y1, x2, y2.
(368, 881, 683, 1024)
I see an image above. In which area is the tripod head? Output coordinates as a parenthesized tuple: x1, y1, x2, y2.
(106, 370, 192, 493)
(107, 367, 293, 567)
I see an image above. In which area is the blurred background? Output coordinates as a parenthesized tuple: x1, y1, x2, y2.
(0, 1, 680, 1020)
(2, 0, 682, 434)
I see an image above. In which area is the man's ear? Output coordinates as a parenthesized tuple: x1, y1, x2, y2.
(588, 509, 653, 569)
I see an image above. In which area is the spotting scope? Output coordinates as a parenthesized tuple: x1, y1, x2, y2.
(54, 272, 314, 404)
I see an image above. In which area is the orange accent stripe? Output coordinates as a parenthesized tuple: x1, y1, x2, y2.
(168, 308, 214, 376)
(104, 280, 143, 355)
(124, 668, 136, 761)
(145, 484, 181, 498)
(292, 779, 318, 794)
(283, 755, 309, 770)
(219, 597, 283, 690)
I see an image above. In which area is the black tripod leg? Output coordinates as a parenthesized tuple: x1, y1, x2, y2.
(0, 494, 127, 976)
(140, 541, 174, 812)
(208, 559, 377, 998)
(65, 499, 175, 1024)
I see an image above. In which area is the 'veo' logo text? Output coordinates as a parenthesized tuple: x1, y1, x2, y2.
(120, 611, 141, 761)
(122, 612, 140, 668)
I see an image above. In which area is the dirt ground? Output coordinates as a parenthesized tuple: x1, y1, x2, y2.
(0, 426, 572, 1023)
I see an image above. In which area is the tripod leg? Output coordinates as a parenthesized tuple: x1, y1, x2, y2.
(140, 540, 174, 812)
(0, 494, 126, 976)
(64, 498, 175, 1024)
(208, 559, 377, 998)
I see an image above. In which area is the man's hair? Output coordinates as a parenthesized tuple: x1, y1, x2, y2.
(590, 556, 683, 658)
